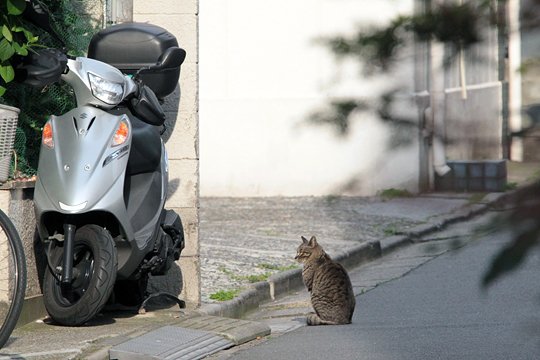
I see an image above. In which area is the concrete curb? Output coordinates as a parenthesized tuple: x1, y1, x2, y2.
(198, 191, 515, 320)
(198, 241, 382, 319)
(378, 192, 514, 255)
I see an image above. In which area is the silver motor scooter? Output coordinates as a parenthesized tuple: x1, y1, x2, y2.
(21, 21, 186, 326)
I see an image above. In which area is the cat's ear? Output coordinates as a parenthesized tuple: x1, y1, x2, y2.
(301, 236, 309, 244)
(308, 236, 317, 247)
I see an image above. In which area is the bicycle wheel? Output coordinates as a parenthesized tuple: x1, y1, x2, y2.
(0, 209, 26, 348)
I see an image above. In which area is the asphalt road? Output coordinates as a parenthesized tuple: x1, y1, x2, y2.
(227, 215, 540, 359)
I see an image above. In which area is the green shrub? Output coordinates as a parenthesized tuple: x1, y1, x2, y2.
(0, 0, 40, 97)
(1, 0, 98, 176)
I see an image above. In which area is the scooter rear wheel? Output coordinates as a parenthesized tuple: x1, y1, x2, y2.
(43, 225, 117, 326)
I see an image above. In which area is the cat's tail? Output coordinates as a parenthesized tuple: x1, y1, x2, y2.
(307, 313, 348, 326)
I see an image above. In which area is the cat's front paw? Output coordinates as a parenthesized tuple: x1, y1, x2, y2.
(306, 313, 322, 326)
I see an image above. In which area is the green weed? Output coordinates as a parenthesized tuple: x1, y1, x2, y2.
(246, 273, 271, 283)
(324, 195, 340, 203)
(383, 225, 399, 236)
(209, 289, 241, 301)
(218, 266, 245, 281)
(257, 263, 298, 271)
(528, 168, 540, 183)
(505, 182, 518, 191)
(219, 263, 299, 285)
(258, 228, 281, 236)
(468, 193, 487, 203)
(378, 188, 413, 199)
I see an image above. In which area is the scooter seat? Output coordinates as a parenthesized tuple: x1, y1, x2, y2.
(127, 114, 162, 175)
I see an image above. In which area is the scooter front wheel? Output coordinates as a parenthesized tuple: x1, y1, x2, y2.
(43, 225, 117, 326)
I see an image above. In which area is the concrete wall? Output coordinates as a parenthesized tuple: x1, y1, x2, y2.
(133, 0, 200, 305)
(0, 185, 46, 326)
(519, 4, 540, 162)
(199, 0, 508, 196)
(521, 0, 540, 107)
(200, 0, 420, 196)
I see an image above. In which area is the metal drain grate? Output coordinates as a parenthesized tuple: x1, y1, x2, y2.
(109, 325, 235, 360)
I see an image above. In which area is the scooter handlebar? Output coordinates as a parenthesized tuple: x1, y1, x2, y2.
(16, 48, 68, 88)
(129, 82, 166, 126)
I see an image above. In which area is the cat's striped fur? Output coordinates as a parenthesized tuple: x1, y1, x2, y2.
(295, 236, 355, 325)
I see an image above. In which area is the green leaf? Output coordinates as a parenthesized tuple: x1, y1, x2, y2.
(0, 86, 6, 97)
(0, 64, 15, 83)
(0, 39, 15, 62)
(22, 29, 38, 44)
(482, 229, 538, 287)
(2, 25, 13, 42)
(13, 42, 27, 56)
(7, 0, 26, 16)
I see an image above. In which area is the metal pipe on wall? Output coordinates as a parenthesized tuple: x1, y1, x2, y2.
(106, 0, 133, 25)
(430, 40, 451, 179)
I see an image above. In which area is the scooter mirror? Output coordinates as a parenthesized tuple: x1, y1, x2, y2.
(151, 47, 186, 71)
(18, 48, 67, 87)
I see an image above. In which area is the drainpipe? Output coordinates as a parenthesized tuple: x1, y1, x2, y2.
(430, 40, 451, 179)
(106, 0, 133, 25)
(507, 0, 522, 161)
(458, 0, 467, 100)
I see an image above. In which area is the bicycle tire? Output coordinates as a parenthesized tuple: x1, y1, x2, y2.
(0, 209, 26, 348)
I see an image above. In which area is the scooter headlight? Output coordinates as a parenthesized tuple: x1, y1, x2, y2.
(88, 73, 124, 105)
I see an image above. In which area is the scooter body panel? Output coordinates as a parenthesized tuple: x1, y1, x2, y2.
(34, 106, 168, 278)
(36, 106, 130, 211)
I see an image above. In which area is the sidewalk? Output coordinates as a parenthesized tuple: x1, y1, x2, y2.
(197, 192, 502, 318)
(218, 211, 540, 359)
(1, 161, 538, 359)
(199, 194, 485, 305)
(198, 162, 540, 309)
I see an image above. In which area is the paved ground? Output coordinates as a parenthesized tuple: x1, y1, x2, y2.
(212, 211, 540, 359)
(199, 195, 472, 303)
(0, 193, 480, 359)
(0, 161, 537, 359)
(198, 160, 540, 304)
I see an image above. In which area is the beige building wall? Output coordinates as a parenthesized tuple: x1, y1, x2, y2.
(200, 0, 419, 197)
(134, 0, 200, 306)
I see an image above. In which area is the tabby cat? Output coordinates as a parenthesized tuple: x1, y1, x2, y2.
(295, 236, 355, 325)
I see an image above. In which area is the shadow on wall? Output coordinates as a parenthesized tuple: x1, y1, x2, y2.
(302, 83, 422, 195)
(306, 90, 417, 149)
(300, 2, 506, 195)
(163, 85, 183, 202)
(161, 85, 181, 144)
(516, 103, 540, 162)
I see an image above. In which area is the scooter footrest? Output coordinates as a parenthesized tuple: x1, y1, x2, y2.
(138, 291, 186, 314)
